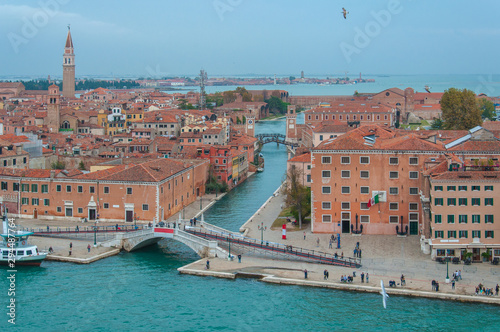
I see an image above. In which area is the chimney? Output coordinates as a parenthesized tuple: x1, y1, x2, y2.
(16, 145, 22, 155)
(50, 170, 55, 179)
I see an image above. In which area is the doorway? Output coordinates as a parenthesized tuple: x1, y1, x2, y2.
(409, 222, 418, 235)
(341, 212, 350, 234)
(33, 209, 38, 219)
(472, 248, 481, 262)
(88, 208, 96, 221)
(125, 210, 134, 223)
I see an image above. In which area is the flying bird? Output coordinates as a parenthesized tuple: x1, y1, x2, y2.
(380, 280, 389, 309)
(425, 85, 431, 93)
(342, 8, 349, 19)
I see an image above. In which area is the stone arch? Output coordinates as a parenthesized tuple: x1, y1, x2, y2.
(61, 120, 71, 129)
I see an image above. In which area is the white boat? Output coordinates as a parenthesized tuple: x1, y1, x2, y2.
(256, 167, 264, 172)
(1, 215, 47, 266)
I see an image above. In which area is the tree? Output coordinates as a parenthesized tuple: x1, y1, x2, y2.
(51, 161, 65, 169)
(223, 91, 236, 104)
(479, 98, 496, 121)
(441, 88, 482, 130)
(265, 96, 289, 115)
(430, 118, 444, 130)
(283, 166, 311, 229)
(78, 161, 85, 171)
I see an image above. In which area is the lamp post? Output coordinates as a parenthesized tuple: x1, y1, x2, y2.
(94, 216, 99, 247)
(200, 195, 203, 210)
(228, 236, 231, 260)
(258, 222, 267, 244)
(446, 256, 450, 283)
(134, 213, 137, 229)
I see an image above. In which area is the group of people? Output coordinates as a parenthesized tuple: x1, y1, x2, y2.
(431, 280, 440, 291)
(189, 218, 198, 227)
(353, 242, 362, 258)
(340, 275, 353, 283)
(475, 283, 499, 296)
(328, 234, 337, 249)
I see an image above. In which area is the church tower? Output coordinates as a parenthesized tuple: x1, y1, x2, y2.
(46, 84, 60, 133)
(285, 105, 297, 142)
(62, 27, 75, 99)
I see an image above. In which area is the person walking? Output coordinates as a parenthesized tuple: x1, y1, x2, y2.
(87, 244, 91, 253)
(303, 232, 306, 240)
(361, 272, 365, 283)
(206, 260, 210, 270)
(354, 248, 357, 257)
(324, 269, 328, 280)
(316, 238, 320, 247)
(495, 284, 499, 296)
(359, 249, 362, 259)
(69, 242, 73, 250)
(238, 254, 242, 263)
(452, 279, 455, 290)
(401, 274, 405, 286)
(366, 273, 369, 283)
(329, 240, 333, 249)
(458, 270, 462, 280)
(304, 269, 308, 279)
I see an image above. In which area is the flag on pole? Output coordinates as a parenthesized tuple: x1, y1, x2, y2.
(367, 194, 379, 208)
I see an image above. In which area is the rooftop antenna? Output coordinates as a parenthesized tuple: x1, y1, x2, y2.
(199, 69, 207, 110)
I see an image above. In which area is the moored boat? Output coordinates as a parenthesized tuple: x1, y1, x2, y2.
(1, 215, 47, 267)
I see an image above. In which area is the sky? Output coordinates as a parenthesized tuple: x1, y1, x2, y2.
(0, 0, 499, 78)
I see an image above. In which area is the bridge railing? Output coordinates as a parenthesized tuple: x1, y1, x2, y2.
(185, 228, 361, 268)
(22, 225, 145, 235)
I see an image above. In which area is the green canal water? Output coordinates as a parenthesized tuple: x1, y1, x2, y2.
(2, 119, 500, 331)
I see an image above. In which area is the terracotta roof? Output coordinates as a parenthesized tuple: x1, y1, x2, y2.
(289, 152, 311, 163)
(431, 171, 500, 181)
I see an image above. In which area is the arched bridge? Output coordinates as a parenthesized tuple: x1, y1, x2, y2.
(256, 133, 298, 147)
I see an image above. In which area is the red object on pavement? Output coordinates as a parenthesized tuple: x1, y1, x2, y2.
(282, 223, 286, 240)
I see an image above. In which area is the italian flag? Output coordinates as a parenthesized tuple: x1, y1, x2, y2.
(367, 194, 379, 208)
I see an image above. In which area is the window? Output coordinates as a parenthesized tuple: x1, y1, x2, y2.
(485, 198, 493, 206)
(44, 199, 50, 206)
(103, 203, 110, 209)
(471, 185, 480, 191)
(435, 231, 444, 239)
(31, 184, 38, 193)
(13, 183, 19, 191)
(66, 185, 72, 192)
(306, 175, 311, 183)
(389, 203, 398, 210)
(360, 186, 369, 194)
(21, 184, 29, 192)
(390, 187, 399, 195)
(360, 202, 368, 210)
(447, 186, 456, 191)
(389, 157, 398, 165)
(485, 230, 494, 239)
(78, 208, 83, 214)
(341, 202, 350, 210)
(409, 172, 418, 179)
(360, 215, 370, 223)
(56, 185, 61, 192)
(472, 230, 480, 239)
(360, 156, 369, 164)
(434, 186, 443, 191)
(485, 185, 493, 191)
(322, 186, 331, 194)
(434, 215, 442, 224)
(21, 198, 29, 205)
(341, 156, 350, 164)
(341, 170, 350, 178)
(471, 198, 480, 206)
(472, 215, 480, 223)
(322, 215, 332, 223)
(389, 171, 398, 179)
(457, 198, 467, 206)
(322, 156, 331, 164)
(458, 186, 467, 191)
(409, 203, 418, 211)
(459, 215, 468, 224)
(447, 215, 455, 224)
(77, 186, 83, 193)
(127, 188, 133, 195)
(448, 231, 457, 239)
(459, 230, 468, 239)
(142, 204, 149, 211)
(485, 215, 494, 224)
(322, 202, 331, 209)
(90, 186, 95, 194)
(322, 171, 331, 178)
(41, 184, 48, 193)
(447, 198, 456, 206)
(104, 186, 110, 194)
(32, 198, 39, 206)
(434, 198, 443, 206)
(57, 207, 62, 213)
(341, 186, 350, 194)
(409, 187, 419, 195)
(1, 182, 7, 190)
(360, 171, 369, 179)
(409, 157, 418, 165)
(389, 216, 399, 223)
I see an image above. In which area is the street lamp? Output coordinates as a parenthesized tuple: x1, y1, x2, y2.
(258, 222, 267, 244)
(445, 256, 450, 283)
(94, 216, 99, 247)
(228, 236, 231, 260)
(200, 195, 203, 210)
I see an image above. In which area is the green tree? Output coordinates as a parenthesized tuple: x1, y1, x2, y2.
(431, 118, 444, 130)
(178, 98, 195, 110)
(265, 96, 289, 115)
(283, 166, 311, 229)
(51, 161, 66, 169)
(242, 115, 246, 124)
(441, 88, 482, 130)
(78, 161, 85, 171)
(223, 91, 236, 104)
(479, 98, 496, 121)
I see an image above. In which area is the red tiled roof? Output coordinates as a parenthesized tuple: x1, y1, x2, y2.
(289, 152, 311, 163)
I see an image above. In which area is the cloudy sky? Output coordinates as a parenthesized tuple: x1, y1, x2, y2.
(1, 0, 499, 78)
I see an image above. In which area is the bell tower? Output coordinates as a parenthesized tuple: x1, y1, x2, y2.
(62, 26, 75, 99)
(286, 105, 297, 142)
(47, 84, 60, 133)
(246, 116, 255, 137)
